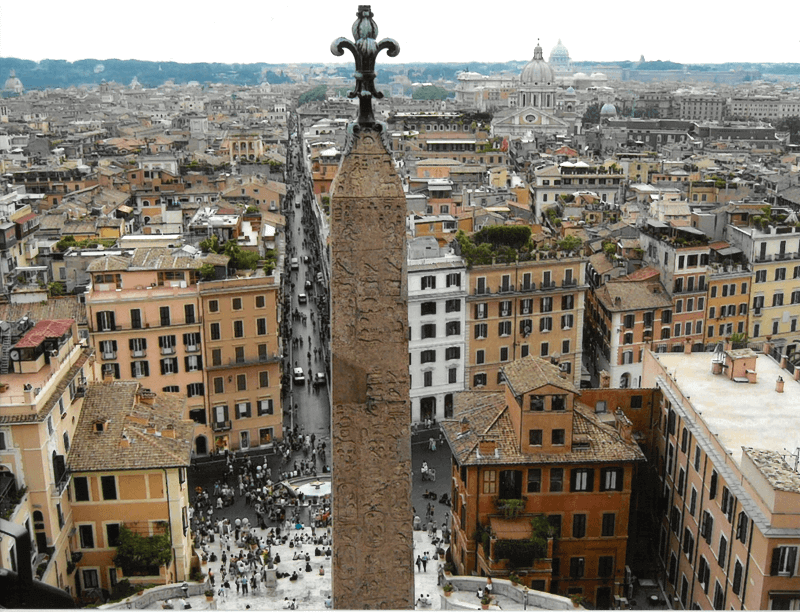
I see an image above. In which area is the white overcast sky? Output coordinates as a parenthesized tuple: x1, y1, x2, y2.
(0, 0, 796, 66)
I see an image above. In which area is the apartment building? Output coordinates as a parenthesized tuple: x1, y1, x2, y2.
(642, 347, 800, 610)
(726, 223, 800, 348)
(678, 96, 726, 122)
(442, 356, 645, 608)
(465, 253, 586, 391)
(0, 317, 94, 597)
(704, 258, 751, 343)
(585, 267, 673, 389)
(531, 163, 623, 221)
(84, 247, 283, 455)
(407, 239, 467, 423)
(69, 382, 194, 595)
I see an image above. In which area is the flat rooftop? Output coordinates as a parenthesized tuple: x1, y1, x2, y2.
(654, 352, 800, 465)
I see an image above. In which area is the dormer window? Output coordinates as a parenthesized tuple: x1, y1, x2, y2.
(551, 395, 566, 411)
(529, 395, 544, 411)
(93, 420, 108, 433)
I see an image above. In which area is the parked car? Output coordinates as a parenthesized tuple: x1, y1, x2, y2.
(314, 372, 326, 386)
(316, 272, 324, 283)
(291, 258, 299, 270)
(298, 293, 307, 304)
(293, 367, 306, 384)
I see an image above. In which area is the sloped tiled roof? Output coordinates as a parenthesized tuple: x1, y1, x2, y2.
(502, 356, 579, 396)
(14, 319, 74, 348)
(595, 276, 672, 312)
(86, 254, 131, 272)
(69, 382, 194, 472)
(0, 297, 86, 327)
(441, 391, 645, 467)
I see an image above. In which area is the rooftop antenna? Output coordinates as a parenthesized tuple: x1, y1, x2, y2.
(784, 447, 800, 472)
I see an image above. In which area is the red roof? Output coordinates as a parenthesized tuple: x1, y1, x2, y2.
(14, 319, 74, 349)
(14, 212, 38, 225)
(622, 266, 661, 282)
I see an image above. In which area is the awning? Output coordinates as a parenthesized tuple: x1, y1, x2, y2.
(676, 226, 705, 235)
(715, 246, 742, 256)
(646, 219, 668, 229)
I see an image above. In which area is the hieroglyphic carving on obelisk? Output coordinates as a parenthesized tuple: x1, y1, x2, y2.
(329, 6, 414, 609)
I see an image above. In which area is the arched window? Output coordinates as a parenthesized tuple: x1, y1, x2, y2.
(620, 373, 630, 389)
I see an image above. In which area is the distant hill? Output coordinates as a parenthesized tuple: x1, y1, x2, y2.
(0, 57, 799, 90)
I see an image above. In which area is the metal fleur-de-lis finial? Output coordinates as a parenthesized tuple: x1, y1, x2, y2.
(331, 5, 399, 127)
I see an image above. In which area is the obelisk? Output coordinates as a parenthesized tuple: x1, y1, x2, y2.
(329, 6, 414, 609)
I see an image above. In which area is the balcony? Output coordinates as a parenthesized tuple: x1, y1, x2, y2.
(498, 284, 515, 294)
(753, 307, 763, 317)
(212, 420, 232, 432)
(101, 352, 116, 361)
(206, 352, 282, 371)
(0, 474, 25, 520)
(562, 279, 577, 287)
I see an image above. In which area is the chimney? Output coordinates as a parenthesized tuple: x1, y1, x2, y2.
(460, 417, 470, 434)
(614, 408, 633, 443)
(137, 388, 156, 406)
(776, 376, 785, 393)
(599, 370, 611, 388)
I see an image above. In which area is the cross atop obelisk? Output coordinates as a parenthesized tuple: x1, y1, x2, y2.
(329, 6, 414, 609)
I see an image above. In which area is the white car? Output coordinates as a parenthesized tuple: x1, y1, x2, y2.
(314, 372, 326, 386)
(293, 367, 306, 384)
(298, 293, 307, 305)
(290, 258, 299, 270)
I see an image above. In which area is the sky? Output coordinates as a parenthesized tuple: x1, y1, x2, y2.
(0, 0, 796, 66)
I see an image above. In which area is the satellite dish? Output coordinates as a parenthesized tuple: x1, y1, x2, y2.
(9, 349, 20, 361)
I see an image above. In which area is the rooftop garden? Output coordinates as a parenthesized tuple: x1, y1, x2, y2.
(455, 227, 582, 268)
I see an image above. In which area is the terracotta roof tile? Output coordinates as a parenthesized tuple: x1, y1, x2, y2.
(14, 319, 74, 348)
(0, 297, 87, 327)
(502, 356, 579, 396)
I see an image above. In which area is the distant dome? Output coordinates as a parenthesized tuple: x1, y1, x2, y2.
(4, 69, 22, 93)
(520, 41, 554, 85)
(573, 72, 589, 79)
(590, 72, 608, 81)
(565, 86, 576, 95)
(600, 103, 617, 117)
(549, 39, 570, 60)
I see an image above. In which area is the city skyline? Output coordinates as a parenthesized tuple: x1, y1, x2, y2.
(0, 0, 797, 67)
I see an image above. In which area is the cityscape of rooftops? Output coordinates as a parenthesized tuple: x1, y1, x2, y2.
(1, 3, 800, 611)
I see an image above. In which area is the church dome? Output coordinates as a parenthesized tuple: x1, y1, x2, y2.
(549, 39, 570, 61)
(565, 86, 576, 95)
(600, 103, 617, 117)
(590, 72, 608, 81)
(4, 69, 23, 93)
(520, 42, 554, 85)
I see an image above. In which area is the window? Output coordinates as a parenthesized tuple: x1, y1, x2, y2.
(701, 510, 714, 544)
(709, 470, 718, 499)
(540, 297, 553, 312)
(561, 314, 574, 329)
(774, 292, 785, 307)
(482, 470, 496, 494)
(771, 546, 798, 576)
(214, 377, 224, 394)
(500, 346, 509, 362)
(184, 304, 196, 324)
(211, 348, 222, 366)
(540, 342, 550, 357)
(551, 395, 566, 411)
(130, 308, 142, 329)
(561, 294, 574, 310)
(183, 332, 200, 351)
(622, 350, 633, 364)
(552, 429, 565, 445)
(422, 324, 436, 339)
(529, 429, 543, 446)
(599, 556, 614, 578)
(668, 553, 678, 585)
(107, 523, 121, 547)
(74, 476, 90, 501)
(713, 581, 724, 610)
(732, 560, 743, 595)
(237, 374, 247, 391)
(445, 299, 461, 313)
(571, 468, 593, 491)
(719, 534, 728, 567)
(499, 300, 512, 317)
(521, 298, 533, 314)
(101, 475, 117, 500)
(234, 320, 244, 338)
(697, 555, 710, 593)
(473, 373, 487, 387)
(570, 557, 585, 579)
(573, 514, 587, 538)
(600, 467, 623, 491)
(159, 306, 170, 326)
(662, 309, 672, 324)
(162, 386, 179, 393)
(694, 446, 702, 472)
(421, 301, 436, 316)
(527, 468, 541, 493)
(160, 357, 178, 375)
(776, 267, 787, 281)
(421, 275, 436, 290)
(677, 468, 686, 496)
(232, 297, 242, 310)
(683, 528, 695, 559)
(539, 317, 553, 332)
(185, 355, 202, 372)
(210, 322, 221, 341)
(737, 511, 748, 543)
(79, 524, 95, 549)
(209, 299, 219, 312)
(476, 349, 485, 365)
(498, 321, 511, 336)
(446, 321, 460, 336)
(602, 513, 616, 537)
(255, 295, 266, 308)
(446, 272, 461, 287)
(755, 269, 766, 283)
(445, 347, 460, 360)
(690, 487, 698, 516)
(236, 402, 251, 418)
(235, 346, 245, 363)
(159, 334, 176, 355)
(131, 360, 149, 378)
(423, 371, 433, 387)
(529, 395, 544, 411)
(475, 303, 487, 319)
(187, 383, 204, 398)
(256, 318, 267, 335)
(550, 468, 564, 492)
(449, 367, 457, 384)
(100, 340, 117, 359)
(630, 395, 643, 409)
(96, 310, 116, 331)
(258, 399, 274, 415)
(521, 344, 529, 357)
(421, 350, 436, 364)
(561, 339, 570, 355)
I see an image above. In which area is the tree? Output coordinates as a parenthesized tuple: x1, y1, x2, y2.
(557, 235, 582, 252)
(47, 281, 65, 297)
(412, 85, 453, 101)
(297, 85, 327, 106)
(113, 525, 171, 576)
(582, 103, 601, 127)
(776, 116, 800, 144)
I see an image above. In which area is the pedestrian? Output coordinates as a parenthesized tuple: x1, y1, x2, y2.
(415, 555, 422, 572)
(421, 552, 429, 572)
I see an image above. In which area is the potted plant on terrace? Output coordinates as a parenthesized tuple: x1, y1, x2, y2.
(481, 594, 492, 609)
(205, 589, 214, 602)
(442, 583, 454, 597)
